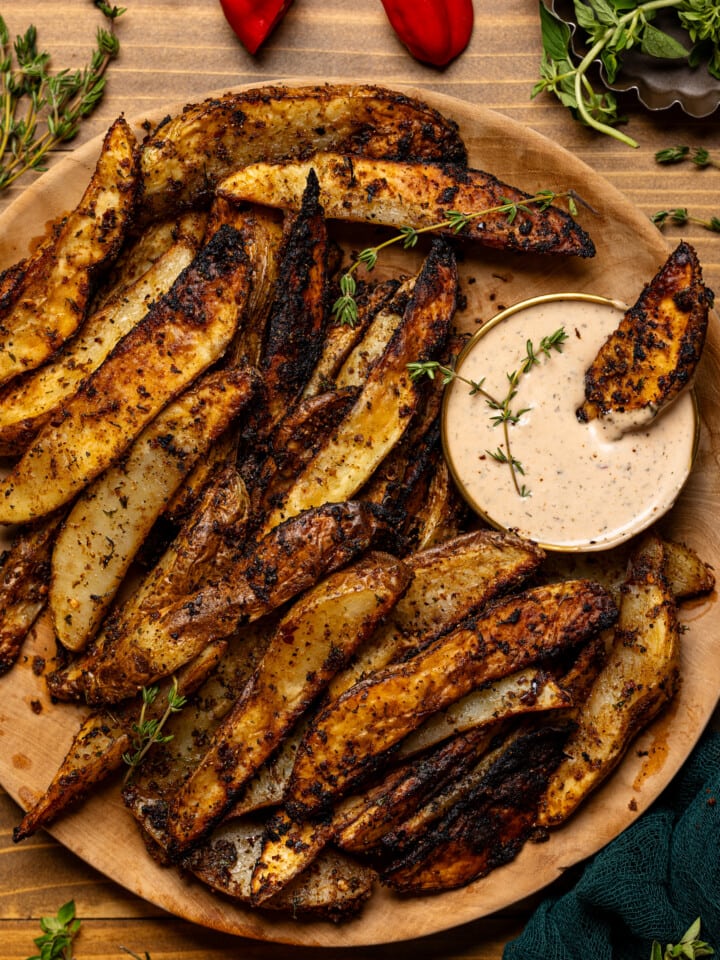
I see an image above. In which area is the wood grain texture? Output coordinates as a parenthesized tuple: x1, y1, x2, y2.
(0, 1, 718, 957)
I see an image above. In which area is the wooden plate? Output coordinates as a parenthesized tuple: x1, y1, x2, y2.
(0, 83, 718, 947)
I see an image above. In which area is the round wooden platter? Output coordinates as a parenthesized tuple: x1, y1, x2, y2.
(0, 83, 718, 947)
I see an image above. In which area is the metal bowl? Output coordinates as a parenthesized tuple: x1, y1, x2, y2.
(541, 0, 720, 118)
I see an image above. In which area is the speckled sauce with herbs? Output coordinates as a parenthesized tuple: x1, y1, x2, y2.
(443, 296, 697, 551)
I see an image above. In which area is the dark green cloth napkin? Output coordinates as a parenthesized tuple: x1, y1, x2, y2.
(503, 730, 720, 960)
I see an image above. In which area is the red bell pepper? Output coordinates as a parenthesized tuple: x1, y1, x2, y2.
(379, 0, 474, 67)
(219, 0, 295, 55)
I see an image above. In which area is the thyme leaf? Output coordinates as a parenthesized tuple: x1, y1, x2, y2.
(331, 190, 581, 326)
(122, 677, 186, 784)
(408, 326, 567, 497)
(0, 2, 125, 191)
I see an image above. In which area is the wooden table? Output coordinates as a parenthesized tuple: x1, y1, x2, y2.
(0, 2, 717, 957)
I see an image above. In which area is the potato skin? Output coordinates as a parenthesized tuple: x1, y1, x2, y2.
(286, 579, 617, 818)
(139, 83, 467, 219)
(578, 242, 712, 422)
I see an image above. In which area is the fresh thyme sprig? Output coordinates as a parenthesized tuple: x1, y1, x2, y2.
(408, 327, 568, 497)
(534, 1, 720, 148)
(650, 916, 715, 959)
(331, 190, 580, 327)
(652, 207, 720, 232)
(0, 2, 125, 191)
(655, 145, 720, 168)
(122, 677, 186, 784)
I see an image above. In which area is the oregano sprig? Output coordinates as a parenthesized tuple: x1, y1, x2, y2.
(0, 2, 125, 191)
(650, 916, 715, 959)
(408, 327, 568, 497)
(331, 190, 580, 327)
(26, 900, 81, 960)
(122, 677, 186, 784)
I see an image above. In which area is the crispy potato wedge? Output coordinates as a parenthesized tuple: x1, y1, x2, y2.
(49, 366, 258, 652)
(95, 211, 208, 307)
(0, 511, 65, 674)
(664, 538, 716, 600)
(0, 224, 252, 524)
(577, 242, 711, 425)
(286, 579, 617, 818)
(265, 240, 457, 529)
(398, 668, 570, 758)
(139, 83, 467, 219)
(302, 279, 401, 396)
(219, 153, 595, 258)
(46, 462, 255, 702)
(0, 117, 138, 385)
(537, 536, 680, 827)
(169, 814, 375, 921)
(333, 278, 415, 389)
(80, 500, 394, 703)
(251, 810, 335, 905)
(0, 237, 199, 456)
(166, 552, 410, 855)
(382, 723, 570, 893)
(334, 727, 494, 856)
(327, 529, 546, 701)
(14, 639, 230, 842)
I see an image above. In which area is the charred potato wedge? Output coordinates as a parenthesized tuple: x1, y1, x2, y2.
(537, 536, 681, 826)
(286, 579, 617, 818)
(0, 224, 251, 524)
(577, 242, 712, 425)
(0, 117, 138, 385)
(49, 366, 258, 652)
(139, 83, 467, 219)
(219, 153, 595, 259)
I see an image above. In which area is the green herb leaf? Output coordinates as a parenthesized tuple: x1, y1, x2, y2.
(640, 23, 690, 59)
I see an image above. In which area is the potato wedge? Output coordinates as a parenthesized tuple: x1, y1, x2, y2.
(139, 83, 467, 219)
(286, 579, 617, 818)
(664, 538, 716, 600)
(0, 237, 199, 455)
(537, 536, 680, 826)
(302, 278, 401, 396)
(95, 211, 208, 306)
(0, 116, 138, 385)
(577, 242, 711, 425)
(219, 153, 595, 258)
(168, 814, 375, 921)
(49, 366, 258, 652)
(0, 511, 65, 674)
(0, 224, 252, 524)
(334, 727, 494, 856)
(397, 668, 570, 758)
(327, 529, 546, 701)
(14, 639, 230, 842)
(333, 277, 415, 389)
(46, 461, 254, 703)
(80, 500, 394, 703)
(166, 551, 410, 855)
(382, 723, 570, 893)
(264, 240, 457, 529)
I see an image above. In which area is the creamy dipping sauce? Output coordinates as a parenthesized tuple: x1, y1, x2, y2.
(442, 295, 698, 551)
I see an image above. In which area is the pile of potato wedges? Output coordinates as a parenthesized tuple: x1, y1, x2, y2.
(0, 84, 714, 922)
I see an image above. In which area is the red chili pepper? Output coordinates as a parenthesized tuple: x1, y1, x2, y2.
(379, 0, 474, 67)
(219, 0, 295, 55)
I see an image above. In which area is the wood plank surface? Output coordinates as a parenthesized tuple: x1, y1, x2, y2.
(0, 1, 718, 958)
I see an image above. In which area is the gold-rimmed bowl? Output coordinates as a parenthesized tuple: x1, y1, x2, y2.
(442, 292, 700, 553)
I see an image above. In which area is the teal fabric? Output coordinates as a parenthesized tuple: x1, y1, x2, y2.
(503, 731, 720, 960)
